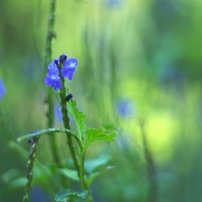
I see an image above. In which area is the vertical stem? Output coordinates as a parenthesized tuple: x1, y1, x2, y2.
(44, 0, 61, 166)
(58, 75, 94, 201)
(59, 76, 80, 176)
(79, 151, 94, 202)
(22, 137, 40, 202)
(79, 153, 86, 190)
(139, 118, 157, 202)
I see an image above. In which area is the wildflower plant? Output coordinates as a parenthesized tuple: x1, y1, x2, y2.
(18, 53, 118, 202)
(15, 0, 118, 200)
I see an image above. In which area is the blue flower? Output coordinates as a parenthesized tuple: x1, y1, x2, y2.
(54, 104, 63, 123)
(106, 0, 124, 8)
(0, 78, 6, 100)
(44, 55, 78, 91)
(116, 98, 135, 118)
(30, 186, 50, 202)
(61, 58, 78, 80)
(44, 72, 62, 91)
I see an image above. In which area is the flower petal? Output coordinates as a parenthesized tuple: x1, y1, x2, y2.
(44, 73, 62, 91)
(61, 67, 76, 80)
(64, 58, 78, 68)
(48, 59, 59, 73)
(61, 58, 78, 80)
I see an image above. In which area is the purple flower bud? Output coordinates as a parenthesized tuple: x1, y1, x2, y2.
(59, 54, 67, 64)
(65, 93, 73, 102)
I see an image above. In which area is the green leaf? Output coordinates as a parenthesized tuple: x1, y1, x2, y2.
(67, 100, 86, 140)
(7, 177, 27, 189)
(85, 154, 111, 174)
(102, 123, 121, 132)
(59, 168, 80, 181)
(84, 128, 117, 151)
(1, 169, 23, 183)
(86, 166, 115, 186)
(55, 189, 88, 202)
(8, 141, 29, 159)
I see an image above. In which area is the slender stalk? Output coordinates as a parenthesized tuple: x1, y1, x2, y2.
(44, 0, 61, 166)
(58, 72, 94, 201)
(18, 128, 82, 148)
(79, 152, 86, 190)
(59, 75, 80, 176)
(79, 151, 94, 202)
(22, 137, 40, 202)
(139, 118, 157, 202)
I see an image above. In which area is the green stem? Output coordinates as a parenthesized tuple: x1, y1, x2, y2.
(59, 76, 80, 176)
(44, 0, 62, 166)
(139, 118, 157, 202)
(18, 128, 82, 148)
(22, 137, 40, 202)
(79, 149, 94, 202)
(58, 75, 94, 201)
(79, 152, 86, 190)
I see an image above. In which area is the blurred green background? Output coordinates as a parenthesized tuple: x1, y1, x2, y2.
(0, 0, 202, 201)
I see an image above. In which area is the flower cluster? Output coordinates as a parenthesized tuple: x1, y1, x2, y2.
(0, 78, 6, 100)
(44, 54, 78, 91)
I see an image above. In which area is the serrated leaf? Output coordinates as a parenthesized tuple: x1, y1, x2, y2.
(86, 166, 115, 186)
(59, 168, 80, 181)
(84, 128, 117, 151)
(67, 100, 86, 140)
(55, 189, 88, 202)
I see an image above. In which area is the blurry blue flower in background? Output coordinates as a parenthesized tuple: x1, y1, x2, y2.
(116, 98, 135, 118)
(54, 104, 63, 124)
(44, 55, 78, 91)
(157, 65, 186, 91)
(22, 55, 42, 81)
(30, 186, 50, 202)
(156, 0, 177, 14)
(54, 103, 75, 127)
(105, 0, 124, 8)
(0, 78, 6, 100)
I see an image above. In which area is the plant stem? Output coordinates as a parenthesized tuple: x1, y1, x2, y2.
(58, 77, 94, 201)
(79, 152, 86, 190)
(22, 137, 40, 202)
(44, 0, 62, 166)
(59, 77, 80, 176)
(79, 148, 94, 202)
(139, 118, 157, 202)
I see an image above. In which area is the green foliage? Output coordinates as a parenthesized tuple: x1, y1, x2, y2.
(55, 189, 88, 202)
(67, 100, 86, 140)
(16, 92, 118, 202)
(59, 168, 80, 181)
(85, 154, 111, 174)
(4, 0, 202, 201)
(83, 128, 116, 152)
(86, 166, 114, 186)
